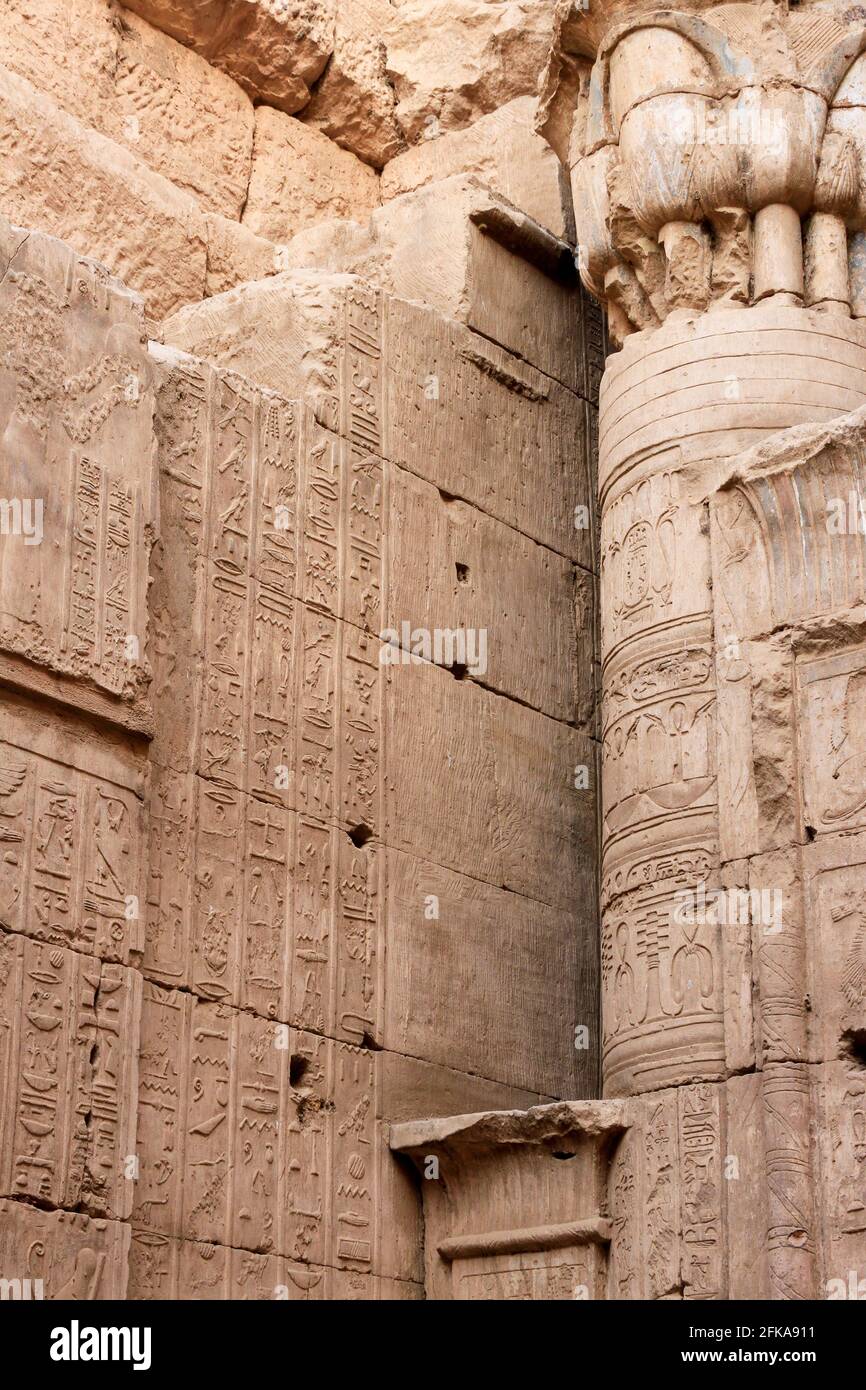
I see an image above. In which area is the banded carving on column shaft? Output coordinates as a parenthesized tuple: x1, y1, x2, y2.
(566, 0, 866, 343)
(599, 451, 724, 1096)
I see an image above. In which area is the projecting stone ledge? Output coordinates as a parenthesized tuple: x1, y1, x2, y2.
(390, 1102, 627, 1300)
(391, 1099, 626, 1152)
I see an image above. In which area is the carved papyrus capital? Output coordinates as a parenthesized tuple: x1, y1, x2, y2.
(568, 1, 866, 340)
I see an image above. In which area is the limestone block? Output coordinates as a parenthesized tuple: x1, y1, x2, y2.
(272, 218, 379, 276)
(384, 848, 592, 1098)
(0, 692, 148, 963)
(243, 108, 380, 245)
(147, 336, 384, 760)
(145, 764, 384, 1028)
(119, 0, 336, 111)
(383, 656, 596, 913)
(381, 97, 574, 241)
(145, 336, 386, 1024)
(203, 212, 277, 297)
(383, 0, 563, 144)
(0, 215, 156, 725)
(134, 984, 414, 1279)
(144, 320, 598, 1120)
(386, 463, 587, 722)
(301, 0, 405, 168)
(0, 66, 207, 318)
(384, 296, 599, 562)
(0, 1200, 130, 1299)
(377, 1052, 553, 1123)
(369, 175, 582, 393)
(162, 276, 599, 562)
(162, 271, 356, 413)
(0, 929, 140, 1219)
(0, 0, 255, 218)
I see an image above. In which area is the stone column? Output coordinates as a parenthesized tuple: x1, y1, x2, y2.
(570, 0, 866, 1298)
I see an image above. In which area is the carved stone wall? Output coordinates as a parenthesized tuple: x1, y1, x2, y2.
(0, 0, 602, 1292)
(5, 0, 864, 1305)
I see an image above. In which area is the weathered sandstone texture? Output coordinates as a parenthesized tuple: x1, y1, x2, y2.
(0, 64, 280, 320)
(117, 0, 336, 112)
(300, 0, 405, 168)
(242, 107, 380, 244)
(4, 0, 866, 1304)
(0, 0, 255, 218)
(0, 167, 599, 1294)
(383, 0, 565, 144)
(380, 97, 575, 241)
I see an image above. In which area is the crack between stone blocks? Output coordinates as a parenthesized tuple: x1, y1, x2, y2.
(130, 1221, 423, 1287)
(0, 230, 30, 289)
(464, 320, 596, 404)
(135, 960, 567, 1098)
(381, 635, 598, 734)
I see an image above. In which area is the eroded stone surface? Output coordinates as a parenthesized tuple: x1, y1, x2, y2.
(301, 0, 405, 168)
(0, 1201, 130, 1298)
(0, 930, 140, 1219)
(0, 216, 156, 719)
(381, 97, 574, 241)
(0, 65, 209, 319)
(119, 0, 335, 112)
(384, 0, 564, 145)
(243, 107, 380, 245)
(0, 0, 255, 218)
(162, 273, 601, 560)
(7, 0, 866, 1306)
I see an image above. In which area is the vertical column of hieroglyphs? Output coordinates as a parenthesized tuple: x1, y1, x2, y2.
(0, 215, 156, 1296)
(132, 285, 385, 1298)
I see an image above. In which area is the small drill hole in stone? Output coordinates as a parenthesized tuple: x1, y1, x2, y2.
(456, 562, 469, 584)
(841, 1029, 866, 1067)
(289, 1055, 310, 1088)
(348, 823, 372, 848)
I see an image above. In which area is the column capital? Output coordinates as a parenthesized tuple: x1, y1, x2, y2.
(567, 0, 866, 339)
